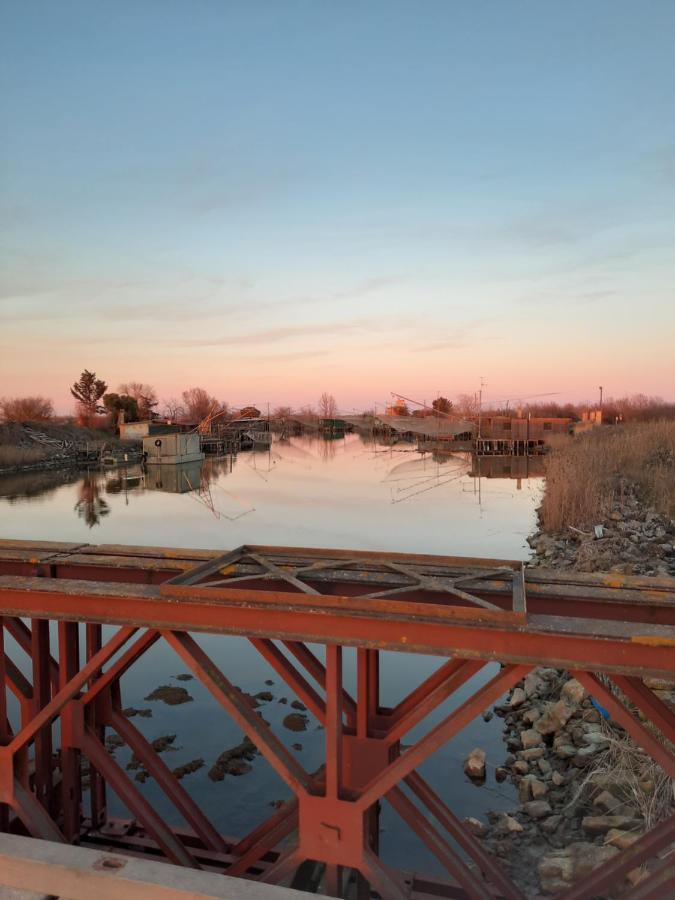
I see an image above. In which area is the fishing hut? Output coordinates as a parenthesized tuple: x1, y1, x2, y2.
(374, 416, 474, 450)
(222, 417, 272, 449)
(142, 432, 204, 465)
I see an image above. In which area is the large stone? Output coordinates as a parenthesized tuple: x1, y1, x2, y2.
(520, 775, 548, 801)
(540, 814, 563, 835)
(521, 728, 544, 749)
(604, 829, 642, 850)
(522, 800, 552, 819)
(561, 678, 586, 705)
(463, 747, 486, 780)
(496, 813, 523, 834)
(554, 742, 578, 759)
(524, 671, 546, 698)
(520, 746, 545, 761)
(539, 842, 619, 894)
(535, 700, 574, 734)
(509, 687, 527, 708)
(582, 815, 641, 834)
(593, 789, 620, 813)
(464, 816, 487, 837)
(531, 778, 548, 799)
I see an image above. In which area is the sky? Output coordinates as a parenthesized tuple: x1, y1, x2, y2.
(1, 1, 674, 414)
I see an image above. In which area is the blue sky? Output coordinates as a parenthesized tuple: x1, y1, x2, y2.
(1, 1, 674, 411)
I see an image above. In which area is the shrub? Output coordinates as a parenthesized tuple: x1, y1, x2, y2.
(0, 396, 54, 423)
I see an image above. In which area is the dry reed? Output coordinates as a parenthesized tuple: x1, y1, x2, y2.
(573, 719, 673, 832)
(539, 421, 675, 531)
(0, 446, 49, 468)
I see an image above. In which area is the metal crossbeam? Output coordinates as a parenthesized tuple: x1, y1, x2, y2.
(0, 539, 673, 900)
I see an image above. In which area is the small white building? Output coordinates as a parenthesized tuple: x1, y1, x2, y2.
(142, 432, 204, 465)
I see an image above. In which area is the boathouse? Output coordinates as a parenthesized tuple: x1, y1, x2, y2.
(142, 432, 204, 465)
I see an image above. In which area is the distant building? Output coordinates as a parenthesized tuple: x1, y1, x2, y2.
(119, 420, 193, 441)
(572, 409, 604, 433)
(319, 417, 350, 434)
(142, 432, 204, 465)
(479, 416, 572, 443)
(374, 416, 474, 444)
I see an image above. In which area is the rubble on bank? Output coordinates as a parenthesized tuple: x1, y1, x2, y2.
(465, 478, 674, 896)
(470, 671, 667, 895)
(527, 481, 674, 577)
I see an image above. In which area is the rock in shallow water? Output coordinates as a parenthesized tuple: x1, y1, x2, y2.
(463, 747, 486, 780)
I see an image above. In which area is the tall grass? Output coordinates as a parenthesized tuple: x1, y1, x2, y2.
(0, 446, 50, 468)
(539, 421, 675, 531)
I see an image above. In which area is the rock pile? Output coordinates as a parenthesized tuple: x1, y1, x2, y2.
(472, 670, 653, 895)
(528, 483, 674, 577)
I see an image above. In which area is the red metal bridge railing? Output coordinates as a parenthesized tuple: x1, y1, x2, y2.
(0, 539, 673, 898)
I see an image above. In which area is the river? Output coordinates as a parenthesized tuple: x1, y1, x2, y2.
(0, 433, 544, 878)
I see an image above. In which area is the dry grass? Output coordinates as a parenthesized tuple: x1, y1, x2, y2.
(574, 718, 673, 831)
(539, 421, 675, 531)
(0, 446, 49, 467)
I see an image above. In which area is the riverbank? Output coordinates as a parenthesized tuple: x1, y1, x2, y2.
(0, 421, 139, 475)
(473, 422, 674, 895)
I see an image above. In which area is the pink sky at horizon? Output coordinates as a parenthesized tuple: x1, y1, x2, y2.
(2, 4, 674, 414)
(2, 331, 673, 417)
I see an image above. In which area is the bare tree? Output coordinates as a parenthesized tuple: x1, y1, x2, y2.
(0, 396, 54, 423)
(163, 398, 185, 422)
(455, 393, 479, 417)
(318, 392, 337, 419)
(273, 405, 293, 420)
(119, 382, 159, 420)
(181, 387, 220, 422)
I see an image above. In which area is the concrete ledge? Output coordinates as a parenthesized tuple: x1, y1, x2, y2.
(0, 834, 305, 899)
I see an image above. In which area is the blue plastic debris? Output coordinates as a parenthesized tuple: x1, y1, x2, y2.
(590, 697, 610, 720)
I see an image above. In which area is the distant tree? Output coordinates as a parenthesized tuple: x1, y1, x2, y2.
(103, 393, 139, 424)
(318, 393, 337, 419)
(387, 399, 409, 416)
(71, 370, 107, 426)
(0, 396, 54, 423)
(455, 393, 479, 417)
(239, 405, 261, 419)
(163, 398, 185, 422)
(119, 382, 159, 420)
(181, 387, 219, 422)
(273, 405, 293, 420)
(298, 404, 318, 421)
(432, 397, 453, 415)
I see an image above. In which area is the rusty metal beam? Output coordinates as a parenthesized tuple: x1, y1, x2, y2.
(1, 577, 673, 678)
(0, 540, 673, 900)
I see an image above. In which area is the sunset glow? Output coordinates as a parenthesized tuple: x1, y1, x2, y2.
(2, 2, 674, 411)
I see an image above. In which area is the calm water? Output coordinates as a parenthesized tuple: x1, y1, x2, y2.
(0, 434, 543, 878)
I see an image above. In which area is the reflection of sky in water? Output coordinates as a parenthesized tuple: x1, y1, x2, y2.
(0, 435, 543, 878)
(0, 433, 543, 559)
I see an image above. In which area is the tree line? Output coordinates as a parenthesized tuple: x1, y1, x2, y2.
(1, 375, 674, 427)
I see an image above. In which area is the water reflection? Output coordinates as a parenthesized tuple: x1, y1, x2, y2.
(0, 435, 545, 877)
(0, 436, 544, 560)
(74, 473, 111, 528)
